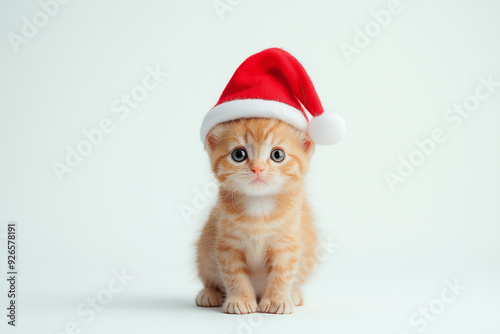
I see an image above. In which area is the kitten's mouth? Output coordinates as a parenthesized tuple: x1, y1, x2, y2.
(250, 177, 267, 184)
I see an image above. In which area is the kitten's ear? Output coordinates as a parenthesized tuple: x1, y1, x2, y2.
(205, 135, 217, 151)
(204, 128, 220, 152)
(302, 136, 315, 154)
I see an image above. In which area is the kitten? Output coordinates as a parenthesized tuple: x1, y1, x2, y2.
(195, 118, 318, 314)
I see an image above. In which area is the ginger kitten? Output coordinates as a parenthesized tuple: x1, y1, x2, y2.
(195, 118, 318, 314)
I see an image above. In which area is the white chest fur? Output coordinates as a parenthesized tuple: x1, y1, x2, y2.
(244, 237, 268, 298)
(243, 195, 276, 217)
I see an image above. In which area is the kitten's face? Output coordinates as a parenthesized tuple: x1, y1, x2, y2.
(205, 118, 314, 196)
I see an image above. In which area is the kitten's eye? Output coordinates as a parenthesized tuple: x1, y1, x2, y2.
(270, 148, 285, 163)
(231, 148, 247, 162)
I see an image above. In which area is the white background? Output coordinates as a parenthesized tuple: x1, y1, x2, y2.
(1, 0, 499, 333)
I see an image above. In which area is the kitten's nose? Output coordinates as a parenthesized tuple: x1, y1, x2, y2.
(250, 161, 266, 175)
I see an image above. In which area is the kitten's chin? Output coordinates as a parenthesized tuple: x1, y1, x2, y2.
(241, 182, 283, 196)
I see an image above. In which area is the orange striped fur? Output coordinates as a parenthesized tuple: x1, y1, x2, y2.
(196, 118, 318, 314)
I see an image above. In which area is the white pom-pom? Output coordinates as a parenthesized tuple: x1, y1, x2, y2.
(308, 112, 346, 145)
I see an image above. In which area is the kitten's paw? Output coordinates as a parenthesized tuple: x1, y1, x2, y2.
(292, 288, 304, 306)
(196, 288, 223, 307)
(258, 297, 294, 314)
(222, 296, 257, 314)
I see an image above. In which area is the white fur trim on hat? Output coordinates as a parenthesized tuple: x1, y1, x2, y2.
(200, 99, 308, 142)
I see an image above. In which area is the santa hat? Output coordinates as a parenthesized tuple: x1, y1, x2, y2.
(200, 48, 346, 145)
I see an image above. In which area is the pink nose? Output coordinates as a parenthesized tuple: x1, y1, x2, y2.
(251, 164, 265, 175)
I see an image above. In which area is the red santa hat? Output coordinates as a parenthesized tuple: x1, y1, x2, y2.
(200, 48, 346, 145)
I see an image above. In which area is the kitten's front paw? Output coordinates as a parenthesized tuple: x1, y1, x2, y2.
(222, 296, 257, 314)
(258, 297, 294, 314)
(196, 288, 223, 307)
(291, 288, 304, 306)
